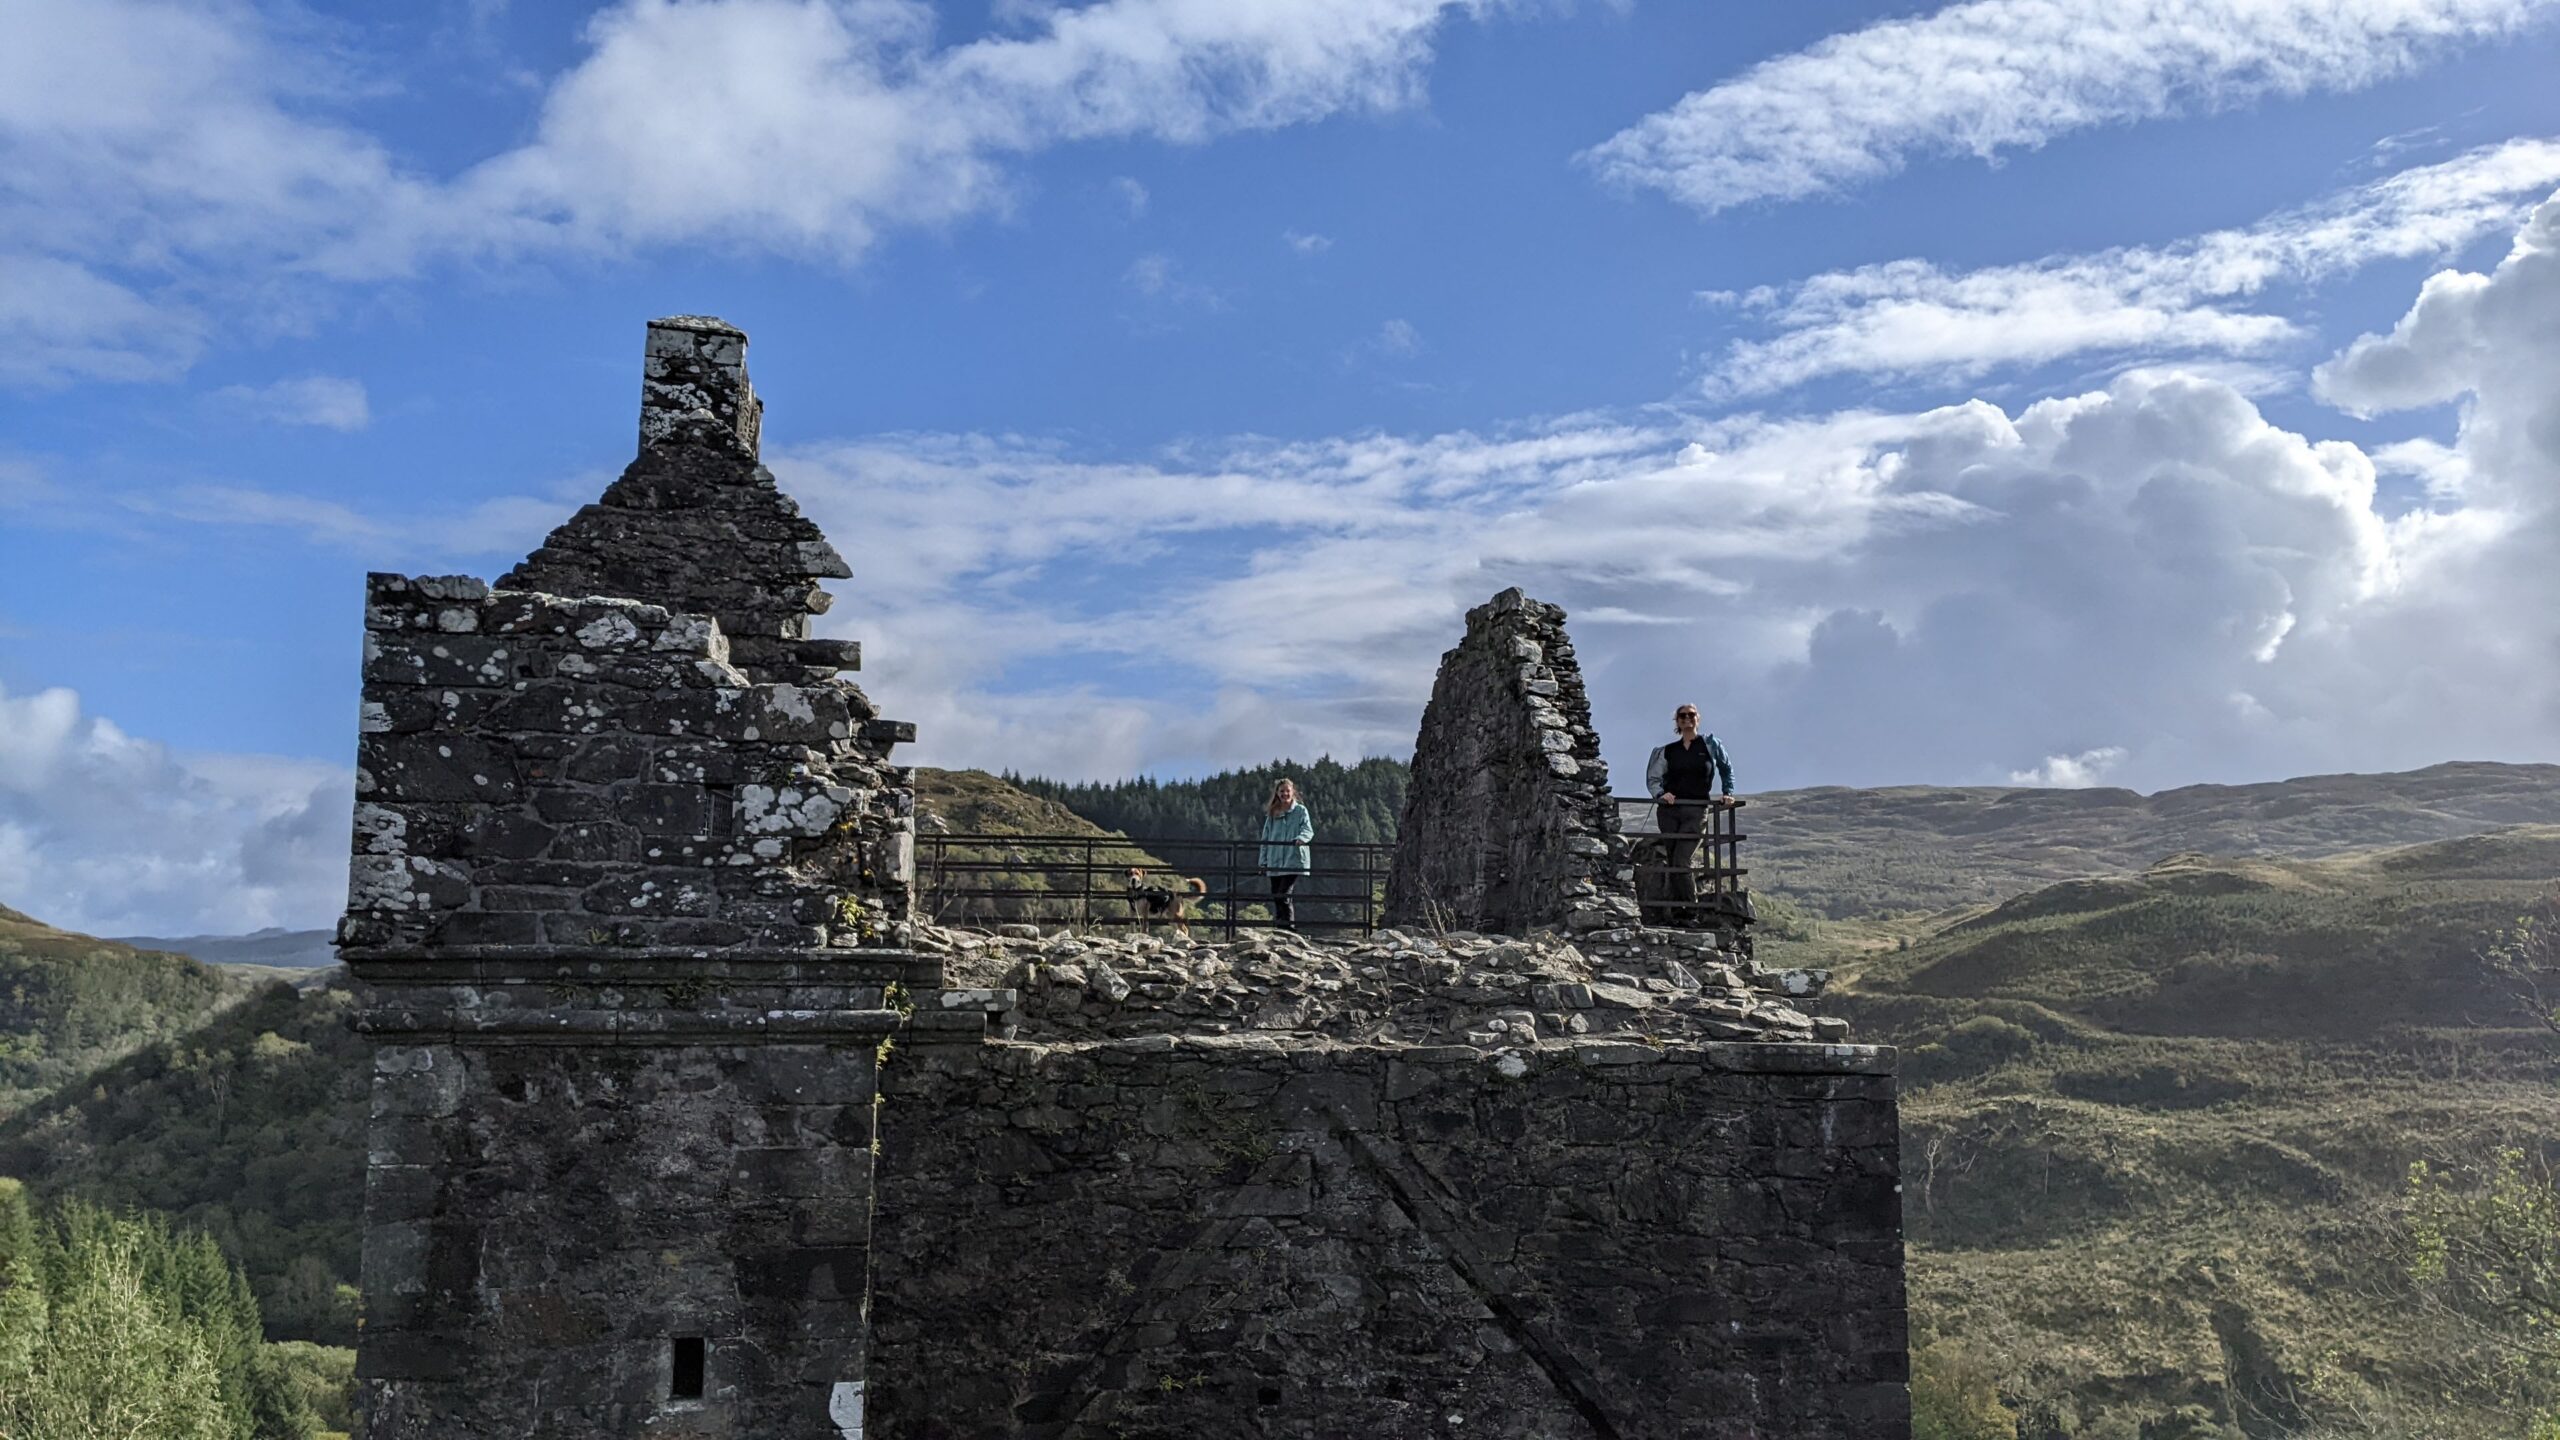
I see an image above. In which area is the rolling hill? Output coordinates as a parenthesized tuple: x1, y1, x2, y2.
(112, 926, 338, 970)
(1747, 760, 2560, 918)
(1777, 828, 2560, 1437)
(0, 902, 261, 1115)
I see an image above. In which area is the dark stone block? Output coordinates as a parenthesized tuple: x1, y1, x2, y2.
(360, 734, 524, 804)
(435, 912, 544, 946)
(611, 782, 724, 836)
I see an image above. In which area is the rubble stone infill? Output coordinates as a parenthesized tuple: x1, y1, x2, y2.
(923, 920, 1844, 1046)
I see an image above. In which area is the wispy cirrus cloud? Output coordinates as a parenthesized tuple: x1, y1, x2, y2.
(207, 374, 371, 431)
(1707, 139, 2560, 396)
(1582, 0, 2557, 214)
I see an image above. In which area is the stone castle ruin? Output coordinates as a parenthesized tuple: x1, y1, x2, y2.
(341, 317, 1910, 1438)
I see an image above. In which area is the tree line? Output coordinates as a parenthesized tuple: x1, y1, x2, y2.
(0, 1178, 348, 1439)
(1010, 756, 1410, 847)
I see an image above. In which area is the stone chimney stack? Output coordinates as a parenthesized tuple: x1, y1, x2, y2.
(640, 314, 762, 456)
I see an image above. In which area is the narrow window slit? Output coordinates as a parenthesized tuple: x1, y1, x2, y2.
(671, 1336, 706, 1400)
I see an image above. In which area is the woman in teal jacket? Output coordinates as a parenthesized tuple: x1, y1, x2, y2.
(1258, 778, 1315, 930)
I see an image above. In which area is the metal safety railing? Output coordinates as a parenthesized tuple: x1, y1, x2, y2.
(916, 832, 1396, 939)
(1613, 796, 1749, 929)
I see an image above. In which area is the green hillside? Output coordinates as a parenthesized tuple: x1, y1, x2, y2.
(1788, 829, 2560, 1437)
(0, 974, 368, 1346)
(0, 902, 257, 1116)
(1001, 757, 2560, 922)
(913, 768, 1176, 927)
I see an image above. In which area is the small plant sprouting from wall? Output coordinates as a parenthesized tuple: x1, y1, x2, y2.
(836, 894, 881, 942)
(1174, 1082, 1276, 1167)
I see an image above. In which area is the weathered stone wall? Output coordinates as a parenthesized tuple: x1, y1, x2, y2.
(1384, 589, 1639, 936)
(868, 1034, 1909, 1439)
(344, 575, 913, 954)
(358, 1004, 902, 1438)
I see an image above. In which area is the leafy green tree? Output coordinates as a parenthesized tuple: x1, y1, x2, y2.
(0, 1206, 231, 1440)
(0, 1180, 41, 1376)
(2407, 1148, 2560, 1369)
(0, 1193, 317, 1440)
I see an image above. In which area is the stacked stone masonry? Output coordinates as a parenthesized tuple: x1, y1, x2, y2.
(1384, 589, 1641, 937)
(868, 1035, 1908, 1440)
(345, 317, 1909, 1440)
(344, 573, 913, 955)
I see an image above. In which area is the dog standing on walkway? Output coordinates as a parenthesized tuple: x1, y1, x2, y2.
(1125, 868, 1207, 937)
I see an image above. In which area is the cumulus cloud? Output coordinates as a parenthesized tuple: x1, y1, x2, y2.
(1581, 0, 2556, 213)
(757, 193, 2560, 793)
(1711, 141, 2560, 395)
(208, 374, 371, 431)
(0, 682, 350, 935)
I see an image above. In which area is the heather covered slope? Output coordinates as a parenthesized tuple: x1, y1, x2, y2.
(1748, 760, 2560, 918)
(1776, 829, 2560, 1437)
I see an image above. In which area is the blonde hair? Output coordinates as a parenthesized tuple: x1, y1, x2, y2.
(1267, 778, 1298, 817)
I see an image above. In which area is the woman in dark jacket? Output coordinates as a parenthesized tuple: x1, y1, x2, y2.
(1258, 778, 1314, 930)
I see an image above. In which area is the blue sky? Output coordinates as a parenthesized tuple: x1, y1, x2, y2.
(5, 0, 2560, 934)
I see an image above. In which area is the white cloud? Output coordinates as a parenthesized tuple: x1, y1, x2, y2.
(0, 682, 349, 934)
(1284, 229, 1334, 254)
(0, 255, 207, 386)
(1, 0, 1477, 385)
(419, 0, 1474, 266)
(1110, 175, 1150, 217)
(757, 198, 2560, 794)
(1121, 251, 1227, 317)
(208, 375, 371, 431)
(1712, 141, 2560, 395)
(2009, 747, 2128, 787)
(1582, 0, 2555, 213)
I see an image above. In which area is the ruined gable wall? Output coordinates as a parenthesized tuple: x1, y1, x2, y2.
(1383, 589, 1639, 935)
(500, 316, 855, 686)
(866, 1035, 1910, 1440)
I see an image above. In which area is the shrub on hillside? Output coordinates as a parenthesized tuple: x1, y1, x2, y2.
(1910, 1338, 2016, 1440)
